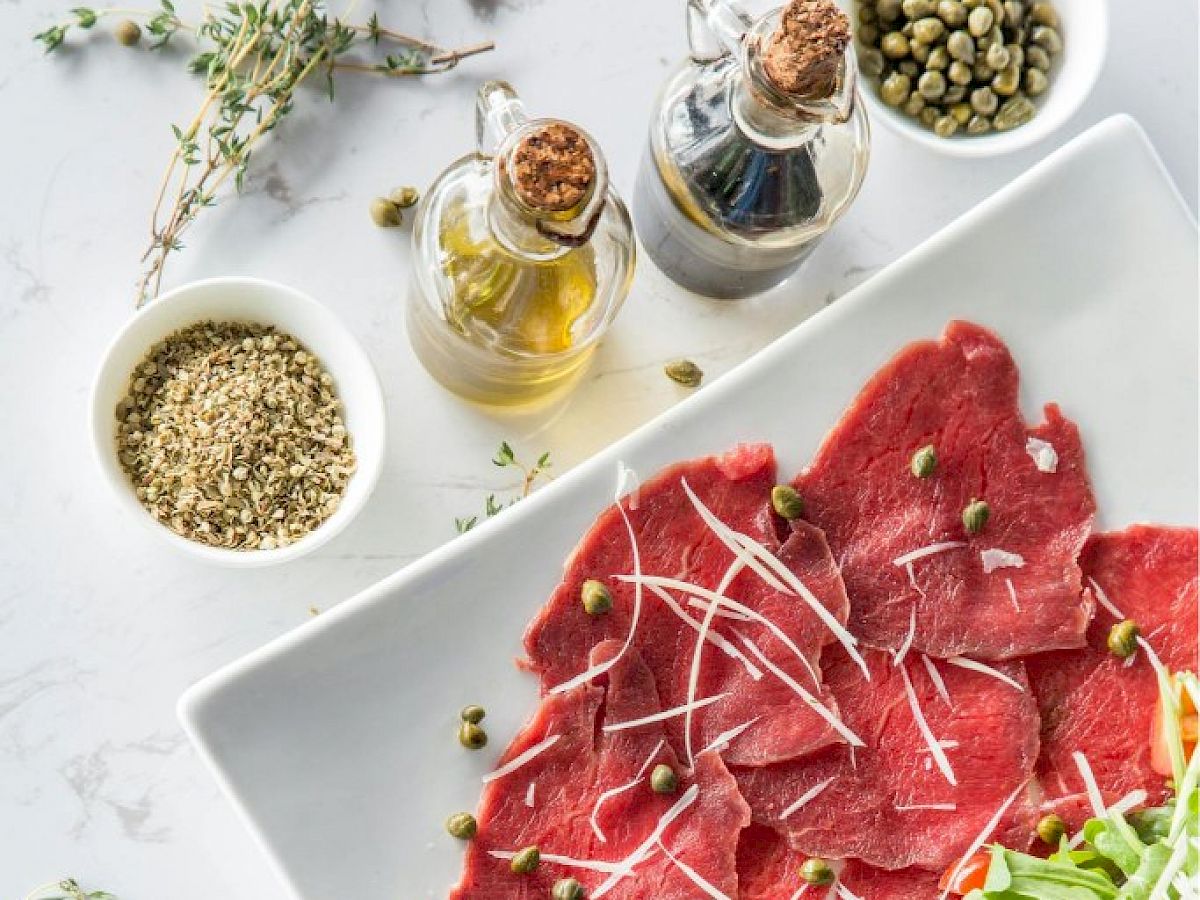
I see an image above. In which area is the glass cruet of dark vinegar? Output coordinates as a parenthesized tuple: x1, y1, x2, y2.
(634, 0, 870, 299)
(407, 81, 635, 406)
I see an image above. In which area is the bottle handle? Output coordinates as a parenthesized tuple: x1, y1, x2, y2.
(475, 80, 528, 158)
(686, 0, 754, 63)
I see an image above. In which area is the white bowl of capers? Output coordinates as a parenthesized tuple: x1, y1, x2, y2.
(90, 276, 386, 567)
(845, 0, 1107, 156)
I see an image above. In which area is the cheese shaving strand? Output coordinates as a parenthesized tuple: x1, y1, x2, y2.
(603, 693, 730, 733)
(589, 739, 666, 843)
(487, 849, 624, 873)
(1072, 751, 1106, 818)
(481, 734, 562, 784)
(591, 785, 700, 897)
(781, 776, 837, 818)
(898, 661, 957, 786)
(945, 656, 1026, 692)
(921, 654, 952, 706)
(657, 839, 733, 900)
(893, 605, 917, 667)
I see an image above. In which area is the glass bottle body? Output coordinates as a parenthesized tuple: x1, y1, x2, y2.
(635, 3, 870, 300)
(407, 83, 635, 407)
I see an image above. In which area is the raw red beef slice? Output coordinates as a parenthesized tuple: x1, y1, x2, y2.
(450, 641, 750, 899)
(738, 823, 941, 900)
(523, 443, 855, 767)
(793, 320, 1097, 660)
(734, 645, 1040, 871)
(1027, 525, 1198, 830)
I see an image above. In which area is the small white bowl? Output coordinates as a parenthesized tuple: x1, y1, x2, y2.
(90, 276, 386, 567)
(850, 0, 1108, 157)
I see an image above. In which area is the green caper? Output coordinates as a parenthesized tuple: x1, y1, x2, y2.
(859, 23, 881, 46)
(977, 24, 1002, 50)
(650, 764, 679, 794)
(992, 64, 1021, 96)
(1107, 619, 1140, 659)
(859, 5, 879, 25)
(1024, 67, 1049, 96)
(878, 0, 904, 21)
(446, 812, 478, 839)
(858, 47, 887, 77)
(800, 858, 836, 886)
(898, 59, 921, 77)
(934, 114, 959, 138)
(926, 45, 951, 68)
(946, 29, 976, 62)
(1026, 44, 1051, 71)
(369, 197, 402, 228)
(949, 101, 972, 124)
(973, 62, 995, 81)
(771, 485, 805, 520)
(510, 846, 541, 875)
(581, 579, 613, 616)
(967, 5, 994, 36)
(903, 93, 927, 116)
(665, 358, 704, 387)
(882, 31, 911, 58)
(114, 19, 142, 46)
(993, 94, 1035, 130)
(985, 41, 1010, 69)
(1036, 813, 1066, 847)
(1029, 1, 1059, 26)
(943, 83, 967, 103)
(970, 85, 999, 115)
(460, 705, 486, 725)
(917, 70, 948, 100)
(911, 445, 937, 478)
(458, 721, 488, 750)
(1031, 24, 1063, 54)
(388, 185, 420, 209)
(552, 877, 586, 900)
(920, 106, 940, 127)
(1006, 42, 1025, 69)
(1003, 0, 1024, 23)
(937, 0, 968, 26)
(966, 113, 992, 134)
(880, 72, 913, 106)
(962, 499, 991, 533)
(902, 0, 937, 18)
(948, 59, 973, 84)
(913, 16, 946, 42)
(910, 39, 931, 63)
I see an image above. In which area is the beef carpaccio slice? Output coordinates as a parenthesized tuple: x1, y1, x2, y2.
(1026, 525, 1199, 830)
(793, 320, 1097, 660)
(733, 645, 1040, 871)
(523, 443, 854, 767)
(451, 641, 750, 899)
(737, 823, 941, 900)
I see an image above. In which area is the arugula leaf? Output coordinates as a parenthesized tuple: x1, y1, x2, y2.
(1084, 813, 1149, 876)
(1113, 842, 1171, 900)
(969, 846, 1119, 899)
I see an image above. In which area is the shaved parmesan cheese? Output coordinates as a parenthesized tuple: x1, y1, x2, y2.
(736, 632, 865, 748)
(657, 839, 733, 900)
(592, 785, 700, 897)
(1088, 576, 1125, 619)
(590, 739, 665, 842)
(548, 464, 645, 695)
(699, 718, 760, 757)
(1005, 577, 1021, 611)
(645, 583, 763, 680)
(679, 478, 868, 678)
(604, 693, 730, 734)
(894, 606, 917, 667)
(898, 662, 956, 786)
(892, 542, 967, 568)
(1025, 436, 1059, 473)
(682, 556, 744, 766)
(937, 781, 1030, 900)
(788, 886, 810, 900)
(1150, 824, 1190, 900)
(525, 782, 536, 807)
(981, 548, 1025, 574)
(946, 656, 1026, 692)
(620, 575, 819, 686)
(1137, 636, 1167, 673)
(781, 776, 837, 818)
(837, 883, 865, 900)
(488, 849, 624, 873)
(1072, 751, 1107, 817)
(895, 802, 957, 811)
(686, 597, 755, 622)
(921, 654, 952, 706)
(1067, 788, 1149, 848)
(482, 734, 562, 784)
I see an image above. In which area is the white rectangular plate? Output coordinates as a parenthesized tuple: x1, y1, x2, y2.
(180, 115, 1198, 900)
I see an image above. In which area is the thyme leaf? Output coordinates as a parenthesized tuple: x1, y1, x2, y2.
(456, 443, 552, 533)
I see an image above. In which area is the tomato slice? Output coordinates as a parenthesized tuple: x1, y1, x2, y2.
(939, 851, 991, 894)
(1150, 680, 1198, 777)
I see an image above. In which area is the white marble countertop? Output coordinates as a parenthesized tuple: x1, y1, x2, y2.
(0, 0, 1194, 897)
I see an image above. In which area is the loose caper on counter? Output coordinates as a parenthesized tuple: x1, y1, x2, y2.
(856, 0, 1063, 137)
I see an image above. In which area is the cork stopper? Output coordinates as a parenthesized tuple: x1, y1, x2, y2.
(509, 123, 596, 213)
(762, 0, 852, 99)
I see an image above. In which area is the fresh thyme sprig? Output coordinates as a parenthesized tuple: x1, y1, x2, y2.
(23, 878, 116, 900)
(35, 2, 494, 305)
(455, 442, 553, 534)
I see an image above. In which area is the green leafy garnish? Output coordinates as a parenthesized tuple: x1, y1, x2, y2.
(455, 443, 552, 534)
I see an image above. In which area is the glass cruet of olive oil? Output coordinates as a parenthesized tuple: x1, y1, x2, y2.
(634, 0, 870, 299)
(407, 80, 636, 406)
